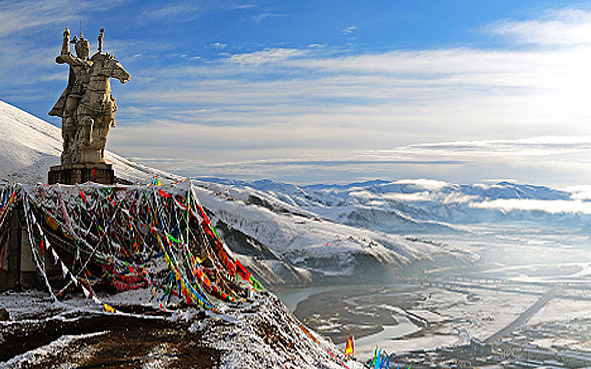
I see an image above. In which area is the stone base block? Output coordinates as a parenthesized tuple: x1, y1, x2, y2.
(48, 163, 114, 185)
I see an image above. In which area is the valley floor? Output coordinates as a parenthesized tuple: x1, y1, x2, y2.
(280, 275, 591, 363)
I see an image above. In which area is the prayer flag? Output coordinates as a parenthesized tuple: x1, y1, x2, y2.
(249, 275, 264, 291)
(344, 335, 354, 358)
(82, 285, 90, 299)
(60, 261, 68, 279)
(236, 259, 251, 281)
(158, 189, 171, 198)
(52, 248, 59, 265)
(374, 348, 381, 369)
(166, 232, 180, 244)
(379, 352, 389, 369)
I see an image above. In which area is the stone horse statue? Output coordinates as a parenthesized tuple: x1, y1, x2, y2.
(72, 53, 130, 164)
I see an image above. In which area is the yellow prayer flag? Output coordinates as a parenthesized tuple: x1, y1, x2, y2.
(344, 335, 354, 357)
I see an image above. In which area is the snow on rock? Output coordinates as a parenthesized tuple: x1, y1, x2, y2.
(1, 331, 106, 369)
(0, 290, 365, 369)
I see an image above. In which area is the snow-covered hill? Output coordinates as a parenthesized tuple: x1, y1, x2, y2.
(0, 100, 180, 185)
(192, 180, 474, 286)
(0, 100, 477, 286)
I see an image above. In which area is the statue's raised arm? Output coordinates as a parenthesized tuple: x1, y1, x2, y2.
(55, 28, 90, 67)
(59, 28, 70, 58)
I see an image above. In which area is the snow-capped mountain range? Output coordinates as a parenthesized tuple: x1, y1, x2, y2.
(3, 99, 590, 287)
(199, 177, 591, 232)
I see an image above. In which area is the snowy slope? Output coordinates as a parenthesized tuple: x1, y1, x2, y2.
(0, 290, 366, 369)
(0, 100, 180, 185)
(193, 180, 475, 284)
(187, 178, 591, 283)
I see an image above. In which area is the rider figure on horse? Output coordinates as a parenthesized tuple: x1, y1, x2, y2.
(49, 28, 93, 165)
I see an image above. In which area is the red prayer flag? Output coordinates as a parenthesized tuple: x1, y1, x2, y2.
(236, 259, 251, 281)
(158, 189, 172, 198)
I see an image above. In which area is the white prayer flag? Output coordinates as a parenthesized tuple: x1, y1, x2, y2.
(52, 248, 59, 265)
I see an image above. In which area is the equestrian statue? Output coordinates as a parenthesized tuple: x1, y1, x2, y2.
(48, 27, 130, 184)
(50, 27, 130, 165)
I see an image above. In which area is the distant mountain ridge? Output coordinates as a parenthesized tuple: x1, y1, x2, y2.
(198, 177, 587, 229)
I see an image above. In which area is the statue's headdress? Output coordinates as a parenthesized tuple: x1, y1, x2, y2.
(71, 32, 90, 58)
(98, 27, 104, 53)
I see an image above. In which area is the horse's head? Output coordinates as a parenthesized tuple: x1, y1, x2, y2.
(93, 53, 130, 84)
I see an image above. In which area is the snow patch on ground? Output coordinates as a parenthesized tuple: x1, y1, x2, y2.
(1, 331, 106, 368)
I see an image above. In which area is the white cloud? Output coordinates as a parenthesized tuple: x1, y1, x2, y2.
(140, 3, 203, 22)
(486, 7, 591, 46)
(442, 192, 479, 204)
(251, 13, 285, 22)
(470, 199, 591, 214)
(341, 25, 357, 35)
(381, 192, 440, 203)
(349, 186, 477, 204)
(0, 0, 125, 35)
(393, 179, 451, 192)
(563, 185, 591, 201)
(0, 0, 74, 34)
(211, 42, 227, 49)
(374, 136, 591, 158)
(140, 1, 254, 23)
(226, 48, 307, 66)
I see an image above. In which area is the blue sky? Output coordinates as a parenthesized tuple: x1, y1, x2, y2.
(3, 0, 591, 186)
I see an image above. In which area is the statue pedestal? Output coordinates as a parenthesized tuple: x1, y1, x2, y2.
(48, 163, 114, 185)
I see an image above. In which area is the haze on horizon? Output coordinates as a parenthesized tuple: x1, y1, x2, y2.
(2, 0, 591, 187)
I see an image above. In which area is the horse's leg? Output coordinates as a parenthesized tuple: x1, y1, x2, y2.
(61, 96, 80, 165)
(85, 114, 105, 163)
(79, 116, 94, 147)
(94, 109, 114, 162)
